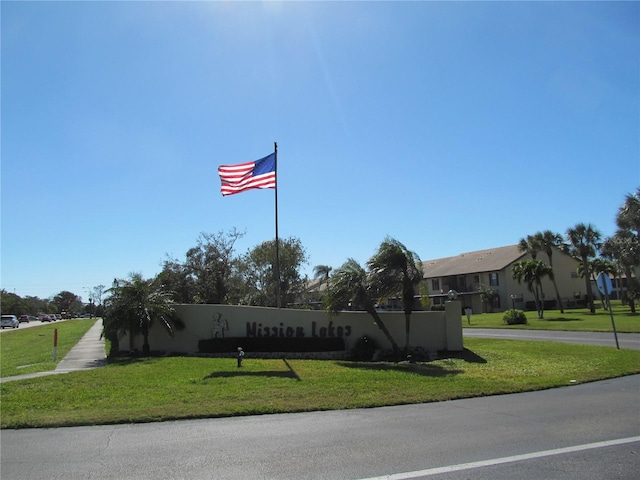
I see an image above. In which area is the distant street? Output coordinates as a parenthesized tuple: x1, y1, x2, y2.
(463, 328, 640, 350)
(0, 317, 95, 332)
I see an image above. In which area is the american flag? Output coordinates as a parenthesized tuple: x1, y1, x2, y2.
(218, 153, 276, 196)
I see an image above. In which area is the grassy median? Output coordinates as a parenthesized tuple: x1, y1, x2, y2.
(2, 336, 639, 429)
(463, 302, 639, 332)
(0, 319, 97, 377)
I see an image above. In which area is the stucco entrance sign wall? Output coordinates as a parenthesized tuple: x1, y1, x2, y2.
(119, 302, 463, 355)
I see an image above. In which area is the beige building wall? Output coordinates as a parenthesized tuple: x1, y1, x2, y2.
(459, 250, 585, 312)
(506, 250, 585, 309)
(118, 302, 464, 355)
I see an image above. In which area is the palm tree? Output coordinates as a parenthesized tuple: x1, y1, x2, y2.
(307, 264, 333, 307)
(518, 235, 541, 260)
(313, 265, 332, 279)
(566, 223, 602, 314)
(313, 265, 332, 284)
(612, 189, 640, 313)
(536, 230, 565, 313)
(104, 273, 184, 355)
(588, 258, 617, 309)
(601, 234, 624, 297)
(602, 230, 638, 313)
(368, 237, 424, 351)
(324, 258, 400, 356)
(512, 259, 553, 319)
(616, 188, 640, 238)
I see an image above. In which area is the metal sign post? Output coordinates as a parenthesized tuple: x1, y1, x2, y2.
(597, 273, 619, 350)
(53, 328, 58, 361)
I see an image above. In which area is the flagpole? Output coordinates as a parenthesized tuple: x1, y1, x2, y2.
(274, 142, 281, 308)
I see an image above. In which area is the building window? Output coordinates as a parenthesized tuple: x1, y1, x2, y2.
(431, 279, 440, 291)
(489, 272, 499, 286)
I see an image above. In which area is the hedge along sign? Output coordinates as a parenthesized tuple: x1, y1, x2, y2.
(246, 321, 352, 339)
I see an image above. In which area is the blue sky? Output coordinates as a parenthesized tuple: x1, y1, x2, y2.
(2, 1, 638, 301)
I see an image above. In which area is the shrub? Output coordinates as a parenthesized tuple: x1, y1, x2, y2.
(503, 309, 527, 325)
(351, 335, 379, 361)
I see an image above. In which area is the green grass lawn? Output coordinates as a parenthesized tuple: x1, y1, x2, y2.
(463, 301, 640, 332)
(2, 337, 639, 429)
(0, 319, 98, 377)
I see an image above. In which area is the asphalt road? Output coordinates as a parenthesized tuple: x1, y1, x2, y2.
(0, 319, 50, 331)
(0, 317, 93, 332)
(463, 328, 640, 350)
(2, 373, 638, 479)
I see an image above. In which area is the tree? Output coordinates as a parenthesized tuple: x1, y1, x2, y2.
(92, 284, 105, 306)
(535, 230, 565, 313)
(478, 284, 498, 313)
(368, 237, 425, 350)
(159, 229, 245, 304)
(313, 265, 332, 283)
(607, 188, 640, 313)
(158, 256, 196, 303)
(240, 237, 309, 307)
(518, 234, 541, 260)
(53, 291, 80, 315)
(601, 232, 638, 312)
(104, 273, 184, 355)
(324, 258, 400, 356)
(187, 230, 245, 304)
(23, 295, 52, 315)
(566, 223, 602, 314)
(587, 258, 617, 309)
(0, 290, 28, 315)
(512, 259, 553, 319)
(300, 264, 334, 307)
(616, 188, 640, 237)
(519, 231, 566, 312)
(157, 231, 310, 308)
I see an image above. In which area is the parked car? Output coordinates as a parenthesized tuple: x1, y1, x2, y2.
(39, 314, 52, 322)
(1, 315, 20, 329)
(18, 315, 30, 323)
(55, 314, 62, 321)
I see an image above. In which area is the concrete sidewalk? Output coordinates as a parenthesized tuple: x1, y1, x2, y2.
(0, 319, 106, 383)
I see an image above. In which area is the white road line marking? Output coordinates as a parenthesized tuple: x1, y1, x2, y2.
(355, 436, 640, 480)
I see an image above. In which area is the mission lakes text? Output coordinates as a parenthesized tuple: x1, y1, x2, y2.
(246, 321, 352, 338)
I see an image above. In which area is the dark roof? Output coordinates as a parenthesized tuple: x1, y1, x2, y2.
(422, 244, 525, 278)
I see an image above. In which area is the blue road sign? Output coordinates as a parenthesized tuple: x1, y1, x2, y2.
(596, 272, 613, 297)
